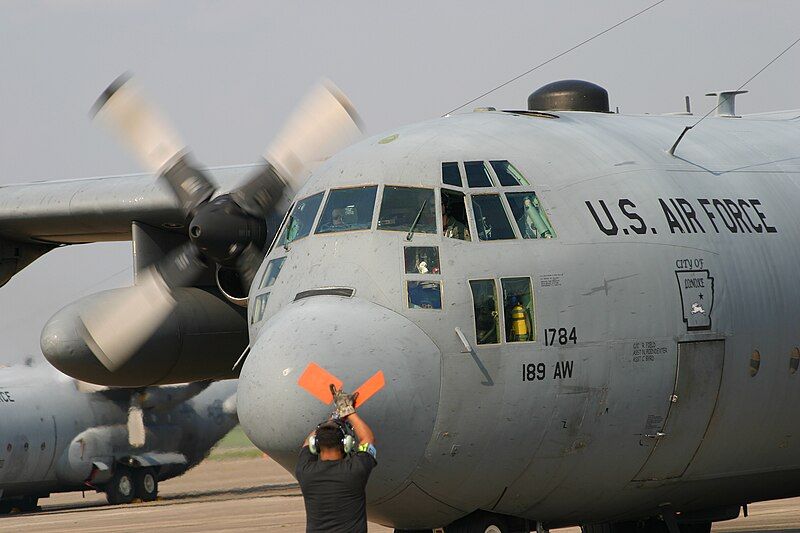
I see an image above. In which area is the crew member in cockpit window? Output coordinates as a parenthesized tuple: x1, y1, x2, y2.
(331, 208, 346, 228)
(441, 197, 470, 241)
(518, 195, 554, 239)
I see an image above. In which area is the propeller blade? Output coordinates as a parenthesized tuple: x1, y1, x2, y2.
(92, 73, 216, 216)
(77, 242, 206, 371)
(127, 393, 146, 448)
(230, 80, 363, 219)
(139, 381, 212, 411)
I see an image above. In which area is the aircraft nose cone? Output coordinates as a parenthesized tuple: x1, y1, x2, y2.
(237, 296, 441, 503)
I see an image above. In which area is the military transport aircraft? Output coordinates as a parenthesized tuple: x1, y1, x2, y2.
(0, 361, 237, 512)
(1, 74, 799, 533)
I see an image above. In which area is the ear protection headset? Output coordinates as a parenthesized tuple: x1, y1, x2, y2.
(308, 419, 356, 455)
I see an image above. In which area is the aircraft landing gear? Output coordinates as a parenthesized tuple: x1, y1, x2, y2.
(134, 467, 158, 501)
(17, 495, 39, 512)
(444, 511, 530, 533)
(105, 466, 135, 505)
(0, 495, 40, 514)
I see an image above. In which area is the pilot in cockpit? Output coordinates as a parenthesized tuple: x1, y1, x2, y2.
(318, 207, 347, 232)
(331, 207, 346, 228)
(441, 196, 470, 241)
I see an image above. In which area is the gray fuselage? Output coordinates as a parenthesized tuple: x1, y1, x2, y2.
(237, 108, 800, 528)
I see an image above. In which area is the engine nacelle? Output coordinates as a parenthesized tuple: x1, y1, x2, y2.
(41, 287, 247, 386)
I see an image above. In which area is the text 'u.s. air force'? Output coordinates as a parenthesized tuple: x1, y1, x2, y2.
(585, 198, 777, 236)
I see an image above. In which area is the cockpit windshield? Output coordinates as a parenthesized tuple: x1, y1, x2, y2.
(378, 186, 436, 234)
(316, 186, 378, 234)
(279, 192, 324, 245)
(471, 194, 515, 241)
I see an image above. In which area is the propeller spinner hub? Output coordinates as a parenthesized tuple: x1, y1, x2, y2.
(188, 195, 266, 266)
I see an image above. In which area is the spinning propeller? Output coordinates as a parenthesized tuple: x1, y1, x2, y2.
(80, 74, 363, 372)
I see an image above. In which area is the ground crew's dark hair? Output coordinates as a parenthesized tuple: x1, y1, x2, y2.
(315, 423, 344, 451)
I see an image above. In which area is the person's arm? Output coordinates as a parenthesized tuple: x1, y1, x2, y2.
(346, 412, 375, 445)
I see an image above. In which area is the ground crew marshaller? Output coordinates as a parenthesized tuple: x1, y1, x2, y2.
(296, 385, 377, 533)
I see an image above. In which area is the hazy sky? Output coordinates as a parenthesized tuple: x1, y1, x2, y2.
(0, 1, 798, 363)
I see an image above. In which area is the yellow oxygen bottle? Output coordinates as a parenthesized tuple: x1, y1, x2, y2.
(510, 302, 529, 341)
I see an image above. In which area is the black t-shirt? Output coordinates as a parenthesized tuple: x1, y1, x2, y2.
(296, 447, 377, 533)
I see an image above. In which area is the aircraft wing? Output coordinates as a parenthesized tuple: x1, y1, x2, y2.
(0, 165, 252, 287)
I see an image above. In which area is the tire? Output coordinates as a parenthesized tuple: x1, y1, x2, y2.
(446, 511, 510, 533)
(582, 525, 614, 533)
(0, 500, 13, 515)
(105, 466, 135, 505)
(679, 524, 711, 533)
(134, 467, 158, 501)
(17, 496, 39, 513)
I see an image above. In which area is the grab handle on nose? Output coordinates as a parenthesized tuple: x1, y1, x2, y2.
(454, 327, 473, 354)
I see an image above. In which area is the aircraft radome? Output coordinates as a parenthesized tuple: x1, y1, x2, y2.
(1, 74, 799, 533)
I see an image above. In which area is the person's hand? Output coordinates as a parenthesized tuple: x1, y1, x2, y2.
(330, 384, 359, 419)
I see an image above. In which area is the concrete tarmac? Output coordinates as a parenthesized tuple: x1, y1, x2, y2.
(1, 456, 799, 532)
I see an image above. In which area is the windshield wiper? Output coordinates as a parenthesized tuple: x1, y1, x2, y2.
(406, 199, 428, 241)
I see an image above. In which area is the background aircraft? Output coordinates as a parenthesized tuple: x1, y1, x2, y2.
(0, 362, 237, 512)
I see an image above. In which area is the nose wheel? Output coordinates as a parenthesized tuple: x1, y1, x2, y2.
(397, 511, 528, 533)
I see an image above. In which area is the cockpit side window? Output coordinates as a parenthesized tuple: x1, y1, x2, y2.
(441, 189, 471, 241)
(251, 293, 270, 324)
(404, 246, 440, 274)
(501, 277, 534, 342)
(469, 279, 499, 345)
(442, 162, 463, 187)
(259, 257, 286, 289)
(407, 281, 442, 309)
(378, 186, 436, 234)
(506, 192, 556, 239)
(315, 186, 378, 234)
(490, 160, 530, 186)
(279, 192, 324, 245)
(464, 161, 493, 187)
(471, 194, 515, 241)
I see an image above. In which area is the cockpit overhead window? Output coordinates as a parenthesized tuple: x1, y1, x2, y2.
(490, 160, 530, 186)
(506, 192, 556, 239)
(259, 257, 286, 289)
(315, 186, 378, 234)
(441, 189, 471, 241)
(279, 192, 324, 245)
(378, 186, 436, 234)
(442, 162, 463, 187)
(464, 161, 493, 188)
(471, 194, 516, 241)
